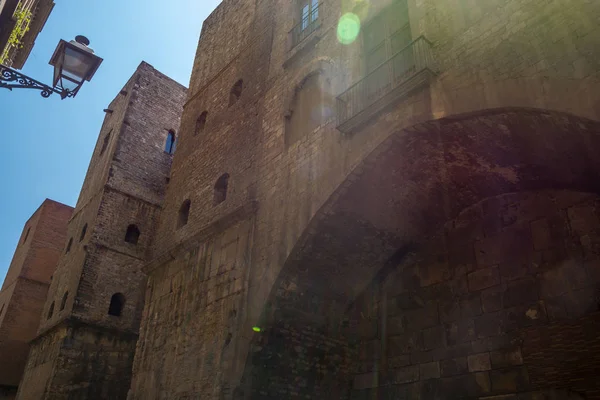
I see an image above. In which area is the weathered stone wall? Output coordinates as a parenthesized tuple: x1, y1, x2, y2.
(348, 189, 600, 399)
(17, 63, 186, 400)
(129, 216, 255, 399)
(128, 0, 600, 398)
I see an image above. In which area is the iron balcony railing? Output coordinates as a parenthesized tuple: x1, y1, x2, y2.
(290, 2, 321, 49)
(336, 36, 436, 132)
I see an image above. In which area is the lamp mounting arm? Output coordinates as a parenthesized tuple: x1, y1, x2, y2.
(0, 64, 74, 99)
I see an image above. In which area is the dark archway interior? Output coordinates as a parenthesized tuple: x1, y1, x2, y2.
(237, 109, 600, 399)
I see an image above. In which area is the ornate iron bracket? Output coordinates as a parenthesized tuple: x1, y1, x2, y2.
(0, 65, 75, 99)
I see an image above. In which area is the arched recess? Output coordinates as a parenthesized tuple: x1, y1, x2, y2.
(235, 108, 600, 399)
(283, 57, 336, 119)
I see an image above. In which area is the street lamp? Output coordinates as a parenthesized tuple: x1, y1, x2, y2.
(0, 35, 103, 99)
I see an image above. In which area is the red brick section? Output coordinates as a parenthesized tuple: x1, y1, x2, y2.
(0, 199, 72, 390)
(522, 313, 600, 399)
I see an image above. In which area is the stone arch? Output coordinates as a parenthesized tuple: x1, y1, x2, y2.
(236, 107, 600, 399)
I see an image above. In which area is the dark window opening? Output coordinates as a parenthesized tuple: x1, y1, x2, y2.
(108, 293, 125, 317)
(229, 80, 243, 106)
(100, 130, 112, 156)
(79, 224, 88, 242)
(47, 302, 55, 320)
(124, 224, 140, 244)
(195, 111, 208, 136)
(65, 238, 73, 253)
(60, 291, 68, 311)
(165, 130, 177, 154)
(177, 199, 191, 229)
(23, 227, 30, 243)
(214, 173, 230, 205)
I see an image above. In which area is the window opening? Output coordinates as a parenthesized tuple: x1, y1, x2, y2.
(108, 293, 125, 317)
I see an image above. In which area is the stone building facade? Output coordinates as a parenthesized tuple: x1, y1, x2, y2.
(0, 199, 72, 400)
(126, 0, 600, 399)
(16, 62, 187, 400)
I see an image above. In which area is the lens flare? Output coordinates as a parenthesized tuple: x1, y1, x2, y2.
(337, 13, 361, 45)
(252, 326, 261, 332)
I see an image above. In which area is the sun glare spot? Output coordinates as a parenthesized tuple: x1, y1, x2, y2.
(337, 13, 361, 45)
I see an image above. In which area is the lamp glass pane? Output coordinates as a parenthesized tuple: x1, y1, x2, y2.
(62, 46, 95, 83)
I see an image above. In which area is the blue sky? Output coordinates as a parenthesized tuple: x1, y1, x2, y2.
(0, 0, 221, 283)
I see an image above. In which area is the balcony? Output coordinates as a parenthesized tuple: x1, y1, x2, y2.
(336, 36, 437, 134)
(289, 2, 321, 50)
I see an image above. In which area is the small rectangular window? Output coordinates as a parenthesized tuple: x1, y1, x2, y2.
(301, 3, 310, 30)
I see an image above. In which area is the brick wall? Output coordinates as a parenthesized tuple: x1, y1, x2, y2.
(0, 199, 72, 391)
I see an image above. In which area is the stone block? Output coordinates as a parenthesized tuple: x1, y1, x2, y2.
(387, 315, 404, 336)
(440, 357, 468, 377)
(388, 355, 411, 369)
(439, 300, 461, 323)
(498, 258, 532, 282)
(359, 339, 381, 361)
(461, 293, 483, 318)
(481, 284, 505, 313)
(474, 311, 505, 338)
(445, 319, 476, 346)
(490, 367, 530, 392)
(469, 267, 501, 292)
(410, 351, 433, 365)
(441, 372, 491, 398)
(503, 278, 538, 308)
(505, 301, 547, 331)
(393, 292, 426, 310)
(474, 227, 533, 267)
(468, 352, 492, 372)
(403, 302, 439, 331)
(423, 325, 446, 350)
(388, 332, 423, 355)
(490, 348, 523, 369)
(354, 372, 379, 390)
(420, 361, 441, 380)
(388, 365, 419, 385)
(530, 218, 551, 251)
(568, 205, 599, 236)
(431, 342, 472, 361)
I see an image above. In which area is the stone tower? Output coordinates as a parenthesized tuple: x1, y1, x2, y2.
(0, 199, 72, 400)
(128, 0, 600, 399)
(17, 62, 186, 400)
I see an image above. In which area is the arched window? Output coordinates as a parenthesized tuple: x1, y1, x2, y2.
(47, 302, 55, 319)
(23, 227, 31, 243)
(65, 238, 73, 253)
(285, 72, 334, 147)
(79, 223, 88, 242)
(229, 79, 243, 106)
(60, 291, 69, 311)
(214, 173, 230, 205)
(108, 293, 125, 317)
(124, 224, 140, 244)
(195, 111, 208, 136)
(100, 130, 111, 156)
(177, 199, 191, 229)
(165, 130, 177, 154)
